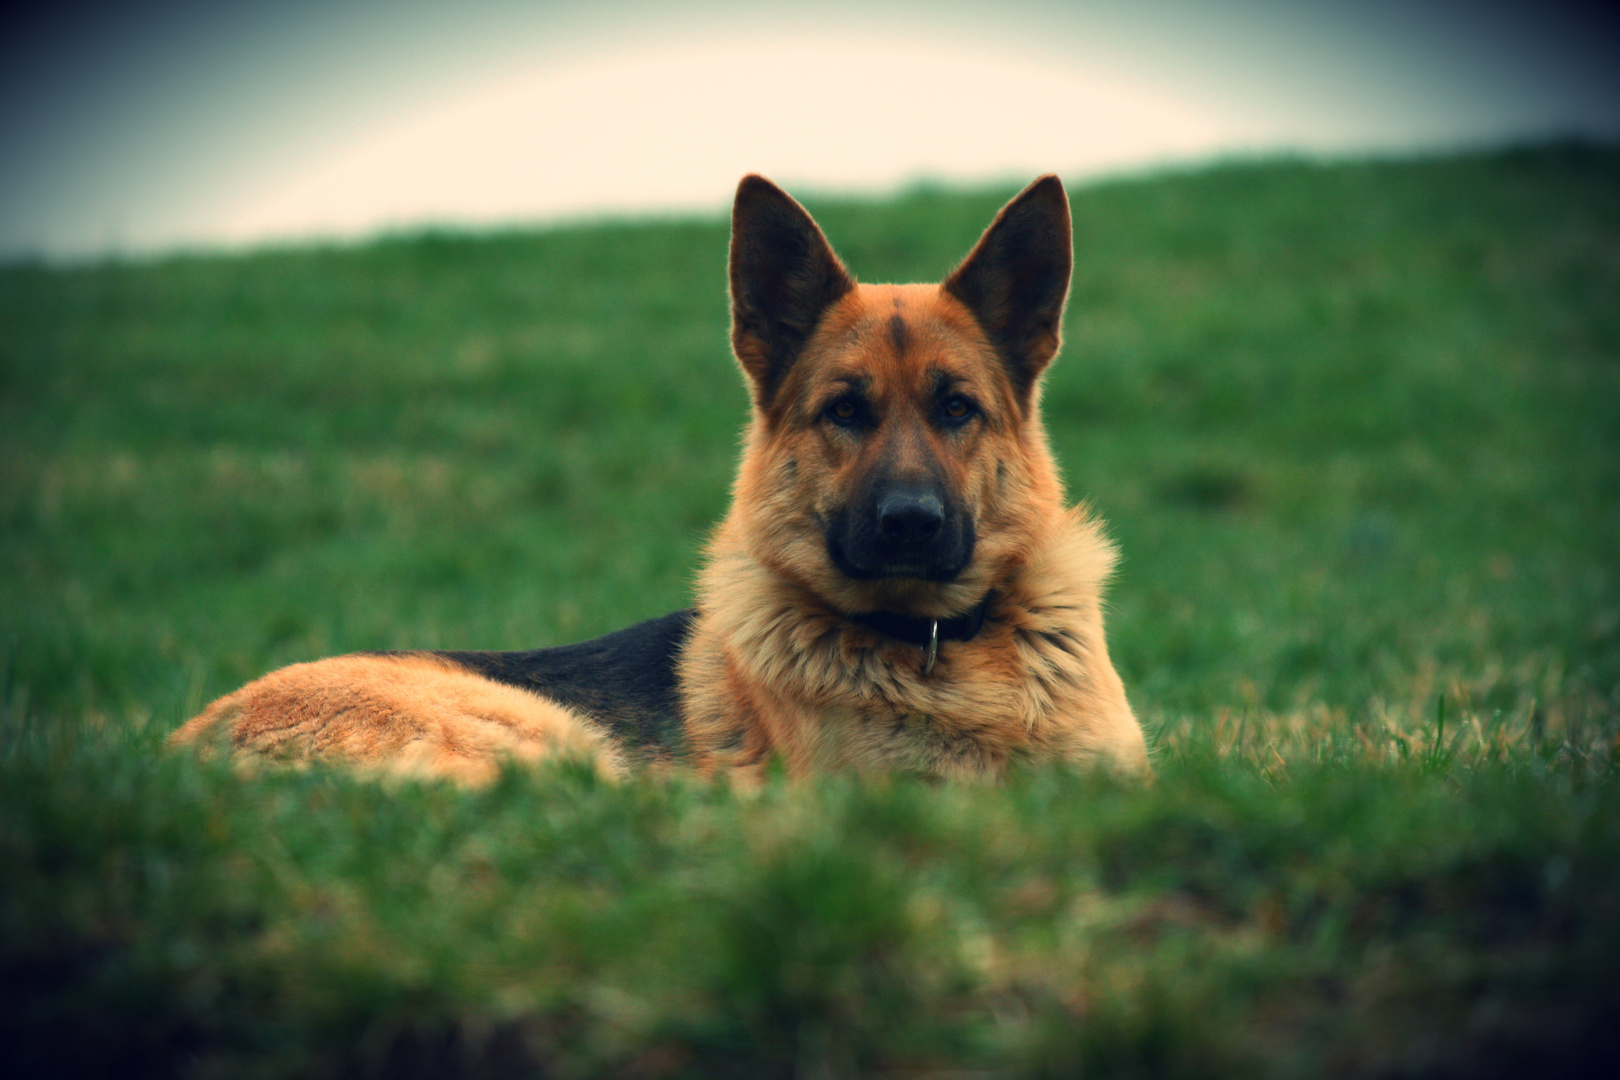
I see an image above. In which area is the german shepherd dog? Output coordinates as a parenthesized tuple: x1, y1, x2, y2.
(172, 175, 1148, 782)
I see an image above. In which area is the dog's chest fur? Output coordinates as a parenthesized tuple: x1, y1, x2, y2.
(678, 507, 1143, 779)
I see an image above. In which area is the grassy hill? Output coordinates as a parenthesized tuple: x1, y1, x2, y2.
(3, 145, 1618, 1076)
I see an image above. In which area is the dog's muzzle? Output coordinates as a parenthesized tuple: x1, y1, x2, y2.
(826, 479, 975, 582)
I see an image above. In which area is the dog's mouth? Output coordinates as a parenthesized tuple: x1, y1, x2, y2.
(824, 510, 976, 584)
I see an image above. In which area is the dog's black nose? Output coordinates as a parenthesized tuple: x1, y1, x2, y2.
(877, 491, 945, 545)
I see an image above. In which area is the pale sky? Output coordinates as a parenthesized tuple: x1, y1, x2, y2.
(2, 0, 1615, 260)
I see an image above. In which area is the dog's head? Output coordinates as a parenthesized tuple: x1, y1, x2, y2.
(727, 175, 1072, 617)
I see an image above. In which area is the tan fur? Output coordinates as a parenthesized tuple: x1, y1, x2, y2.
(173, 175, 1148, 785)
(170, 654, 625, 784)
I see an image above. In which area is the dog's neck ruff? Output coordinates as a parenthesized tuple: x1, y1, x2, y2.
(846, 594, 993, 674)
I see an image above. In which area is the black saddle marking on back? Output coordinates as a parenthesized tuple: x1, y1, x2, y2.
(425, 609, 695, 759)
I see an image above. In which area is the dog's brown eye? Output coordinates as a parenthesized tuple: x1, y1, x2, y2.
(828, 398, 859, 423)
(942, 396, 974, 421)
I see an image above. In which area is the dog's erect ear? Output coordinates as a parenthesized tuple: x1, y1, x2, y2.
(730, 175, 855, 409)
(944, 175, 1072, 411)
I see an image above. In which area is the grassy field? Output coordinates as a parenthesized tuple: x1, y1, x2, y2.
(3, 144, 1618, 1077)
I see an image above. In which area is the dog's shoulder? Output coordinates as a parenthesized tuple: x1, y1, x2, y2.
(428, 608, 696, 759)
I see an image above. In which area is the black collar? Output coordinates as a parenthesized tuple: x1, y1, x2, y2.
(846, 592, 994, 650)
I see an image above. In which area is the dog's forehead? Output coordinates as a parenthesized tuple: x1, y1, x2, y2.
(811, 283, 992, 387)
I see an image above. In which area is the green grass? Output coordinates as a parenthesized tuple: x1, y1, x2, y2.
(3, 144, 1619, 1076)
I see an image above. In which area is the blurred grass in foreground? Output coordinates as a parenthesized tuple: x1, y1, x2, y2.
(2, 145, 1618, 1076)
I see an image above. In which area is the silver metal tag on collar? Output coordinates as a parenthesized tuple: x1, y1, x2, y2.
(922, 619, 940, 676)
